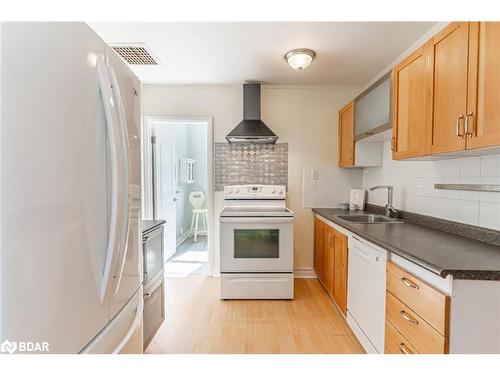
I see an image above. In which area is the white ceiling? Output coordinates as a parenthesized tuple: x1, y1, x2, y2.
(90, 22, 436, 85)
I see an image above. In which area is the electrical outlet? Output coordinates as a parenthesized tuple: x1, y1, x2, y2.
(311, 169, 319, 181)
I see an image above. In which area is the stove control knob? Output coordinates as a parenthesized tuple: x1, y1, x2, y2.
(228, 188, 233, 194)
(278, 189, 284, 195)
(235, 188, 240, 193)
(272, 188, 276, 194)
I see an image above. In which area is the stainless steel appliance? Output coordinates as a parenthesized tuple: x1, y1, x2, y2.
(1, 23, 143, 353)
(142, 221, 165, 285)
(219, 185, 294, 299)
(225, 84, 279, 144)
(141, 220, 166, 349)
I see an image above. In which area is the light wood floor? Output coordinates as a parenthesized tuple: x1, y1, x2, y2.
(146, 276, 365, 354)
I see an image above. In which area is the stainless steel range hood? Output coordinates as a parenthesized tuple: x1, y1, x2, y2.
(226, 84, 278, 144)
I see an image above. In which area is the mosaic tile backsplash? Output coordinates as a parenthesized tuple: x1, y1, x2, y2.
(215, 143, 288, 191)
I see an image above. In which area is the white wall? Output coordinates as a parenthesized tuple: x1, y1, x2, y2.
(303, 165, 362, 208)
(142, 84, 360, 272)
(187, 122, 208, 198)
(363, 141, 500, 231)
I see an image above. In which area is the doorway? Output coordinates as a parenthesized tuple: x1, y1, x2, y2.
(143, 116, 213, 277)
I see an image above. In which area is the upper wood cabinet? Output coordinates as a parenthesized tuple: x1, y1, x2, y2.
(429, 22, 470, 154)
(466, 22, 500, 149)
(338, 101, 355, 167)
(392, 41, 432, 159)
(392, 21, 500, 160)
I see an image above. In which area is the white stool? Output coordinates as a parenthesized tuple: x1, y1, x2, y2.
(189, 191, 208, 242)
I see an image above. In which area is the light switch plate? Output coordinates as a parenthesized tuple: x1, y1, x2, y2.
(312, 169, 319, 181)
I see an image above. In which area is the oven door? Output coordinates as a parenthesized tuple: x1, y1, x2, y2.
(220, 216, 293, 272)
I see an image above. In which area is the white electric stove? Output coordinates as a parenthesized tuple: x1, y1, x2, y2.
(219, 185, 294, 299)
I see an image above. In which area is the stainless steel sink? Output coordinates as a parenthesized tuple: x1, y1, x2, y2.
(336, 214, 402, 224)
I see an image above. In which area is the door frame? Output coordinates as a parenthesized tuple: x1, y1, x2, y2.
(142, 115, 214, 276)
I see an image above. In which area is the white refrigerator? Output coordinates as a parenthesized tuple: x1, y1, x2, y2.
(0, 22, 143, 353)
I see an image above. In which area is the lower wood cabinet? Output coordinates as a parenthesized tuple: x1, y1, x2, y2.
(323, 228, 335, 296)
(314, 217, 348, 315)
(386, 291, 447, 354)
(385, 261, 450, 354)
(313, 218, 324, 281)
(332, 231, 348, 315)
(385, 319, 420, 354)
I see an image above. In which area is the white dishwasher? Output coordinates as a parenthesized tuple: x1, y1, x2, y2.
(347, 235, 387, 354)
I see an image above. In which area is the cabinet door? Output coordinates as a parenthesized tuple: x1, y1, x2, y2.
(323, 227, 335, 297)
(333, 230, 348, 316)
(429, 22, 469, 154)
(392, 42, 432, 159)
(466, 22, 500, 149)
(314, 218, 324, 281)
(338, 101, 355, 167)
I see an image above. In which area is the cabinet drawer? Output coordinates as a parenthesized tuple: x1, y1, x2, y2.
(386, 261, 449, 336)
(385, 320, 420, 354)
(143, 226, 164, 285)
(386, 291, 447, 354)
(143, 276, 165, 349)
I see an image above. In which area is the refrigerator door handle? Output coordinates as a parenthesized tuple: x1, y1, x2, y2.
(112, 291, 143, 353)
(108, 66, 131, 295)
(96, 56, 121, 304)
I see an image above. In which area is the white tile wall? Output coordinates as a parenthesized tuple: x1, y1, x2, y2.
(303, 165, 363, 208)
(362, 140, 500, 231)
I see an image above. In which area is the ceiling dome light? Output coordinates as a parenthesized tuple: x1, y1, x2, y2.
(284, 48, 316, 70)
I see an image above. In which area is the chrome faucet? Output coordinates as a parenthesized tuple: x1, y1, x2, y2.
(369, 185, 398, 218)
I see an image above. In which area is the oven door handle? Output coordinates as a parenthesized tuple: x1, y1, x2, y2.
(220, 217, 293, 224)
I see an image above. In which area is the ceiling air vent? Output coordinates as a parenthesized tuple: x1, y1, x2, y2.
(110, 43, 159, 65)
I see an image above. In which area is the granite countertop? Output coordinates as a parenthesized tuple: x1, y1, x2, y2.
(142, 220, 166, 235)
(313, 208, 500, 281)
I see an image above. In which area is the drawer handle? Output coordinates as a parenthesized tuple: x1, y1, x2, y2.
(144, 292, 151, 297)
(399, 343, 413, 354)
(400, 310, 418, 324)
(401, 277, 419, 289)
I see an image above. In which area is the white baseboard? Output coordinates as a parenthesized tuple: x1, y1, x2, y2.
(293, 267, 318, 278)
(212, 269, 317, 279)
